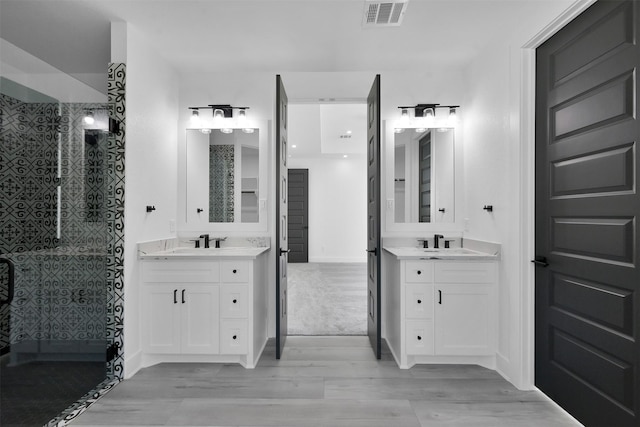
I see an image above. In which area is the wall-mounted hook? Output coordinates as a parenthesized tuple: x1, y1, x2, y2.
(146, 205, 156, 213)
(483, 205, 493, 212)
(197, 208, 204, 213)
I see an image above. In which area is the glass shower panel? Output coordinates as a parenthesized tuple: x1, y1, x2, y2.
(0, 78, 110, 426)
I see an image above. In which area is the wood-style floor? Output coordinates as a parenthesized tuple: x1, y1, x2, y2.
(70, 336, 582, 426)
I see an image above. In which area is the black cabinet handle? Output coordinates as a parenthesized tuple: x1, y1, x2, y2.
(417, 299, 422, 304)
(438, 208, 445, 213)
(531, 256, 549, 267)
(232, 335, 237, 340)
(174, 289, 177, 304)
(233, 269, 237, 274)
(366, 248, 377, 256)
(233, 299, 237, 304)
(182, 289, 185, 304)
(417, 336, 422, 341)
(417, 270, 421, 275)
(438, 290, 442, 304)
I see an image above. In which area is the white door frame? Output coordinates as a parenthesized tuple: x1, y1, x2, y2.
(519, 0, 597, 389)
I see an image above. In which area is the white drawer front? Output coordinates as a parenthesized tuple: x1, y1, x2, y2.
(220, 319, 248, 354)
(221, 261, 250, 283)
(142, 261, 220, 283)
(405, 319, 434, 355)
(220, 284, 249, 318)
(405, 261, 433, 283)
(434, 262, 496, 283)
(405, 284, 434, 319)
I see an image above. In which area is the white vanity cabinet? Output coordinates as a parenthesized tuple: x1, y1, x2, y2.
(140, 250, 268, 369)
(384, 249, 498, 369)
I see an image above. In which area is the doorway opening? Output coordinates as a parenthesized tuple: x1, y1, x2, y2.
(285, 102, 368, 336)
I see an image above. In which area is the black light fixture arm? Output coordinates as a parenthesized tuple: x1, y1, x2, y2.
(397, 104, 460, 117)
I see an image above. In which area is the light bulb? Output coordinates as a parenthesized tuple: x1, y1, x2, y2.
(200, 128, 211, 134)
(83, 111, 94, 125)
(213, 109, 224, 120)
(394, 128, 405, 134)
(415, 128, 427, 133)
(242, 128, 255, 134)
(220, 128, 233, 134)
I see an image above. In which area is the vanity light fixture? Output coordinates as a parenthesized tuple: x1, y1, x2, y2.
(191, 109, 199, 118)
(83, 110, 95, 125)
(398, 103, 460, 128)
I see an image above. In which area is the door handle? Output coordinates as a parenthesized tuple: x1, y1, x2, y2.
(279, 248, 291, 256)
(0, 258, 15, 306)
(174, 289, 177, 304)
(531, 256, 549, 267)
(366, 248, 377, 256)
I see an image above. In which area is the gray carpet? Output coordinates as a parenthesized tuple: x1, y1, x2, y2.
(287, 263, 367, 336)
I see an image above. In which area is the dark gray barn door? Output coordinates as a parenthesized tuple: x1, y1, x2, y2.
(367, 75, 381, 359)
(535, 1, 639, 425)
(275, 75, 289, 359)
(288, 169, 308, 263)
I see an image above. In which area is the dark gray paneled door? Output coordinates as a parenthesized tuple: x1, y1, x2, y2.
(288, 169, 308, 263)
(275, 75, 289, 359)
(367, 75, 381, 359)
(535, 1, 639, 425)
(418, 132, 431, 223)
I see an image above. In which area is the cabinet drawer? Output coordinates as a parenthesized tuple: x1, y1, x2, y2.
(220, 319, 248, 354)
(221, 261, 250, 283)
(405, 261, 433, 283)
(405, 319, 434, 355)
(405, 284, 433, 319)
(220, 284, 249, 318)
(434, 262, 495, 283)
(142, 260, 220, 283)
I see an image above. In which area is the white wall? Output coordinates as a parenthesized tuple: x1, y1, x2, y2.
(289, 155, 367, 263)
(120, 24, 179, 378)
(460, 0, 584, 389)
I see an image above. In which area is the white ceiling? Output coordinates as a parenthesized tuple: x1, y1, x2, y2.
(0, 0, 572, 83)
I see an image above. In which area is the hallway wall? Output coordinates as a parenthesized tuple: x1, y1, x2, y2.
(461, 0, 583, 389)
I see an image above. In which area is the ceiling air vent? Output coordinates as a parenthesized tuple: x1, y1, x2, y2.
(363, 1, 408, 27)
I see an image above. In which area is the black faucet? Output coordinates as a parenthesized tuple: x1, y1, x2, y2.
(434, 234, 444, 249)
(199, 234, 210, 249)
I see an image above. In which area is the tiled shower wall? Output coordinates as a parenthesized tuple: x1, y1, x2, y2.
(209, 144, 235, 222)
(0, 94, 110, 355)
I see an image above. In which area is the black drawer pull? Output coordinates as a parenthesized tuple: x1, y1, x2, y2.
(233, 299, 237, 304)
(417, 336, 422, 341)
(233, 269, 237, 274)
(174, 289, 177, 304)
(182, 289, 185, 304)
(417, 299, 422, 304)
(232, 335, 237, 340)
(417, 270, 421, 275)
(438, 290, 442, 304)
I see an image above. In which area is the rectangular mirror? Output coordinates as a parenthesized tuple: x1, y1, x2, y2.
(394, 128, 454, 223)
(186, 128, 260, 223)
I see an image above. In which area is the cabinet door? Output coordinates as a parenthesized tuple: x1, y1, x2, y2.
(435, 284, 494, 355)
(144, 285, 181, 354)
(181, 285, 220, 354)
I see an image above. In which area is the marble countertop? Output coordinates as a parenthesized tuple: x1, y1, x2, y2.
(139, 246, 270, 260)
(383, 247, 499, 260)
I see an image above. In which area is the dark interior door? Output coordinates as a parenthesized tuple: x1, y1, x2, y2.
(367, 75, 381, 359)
(288, 169, 309, 263)
(418, 133, 432, 222)
(275, 75, 289, 359)
(535, 1, 639, 425)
